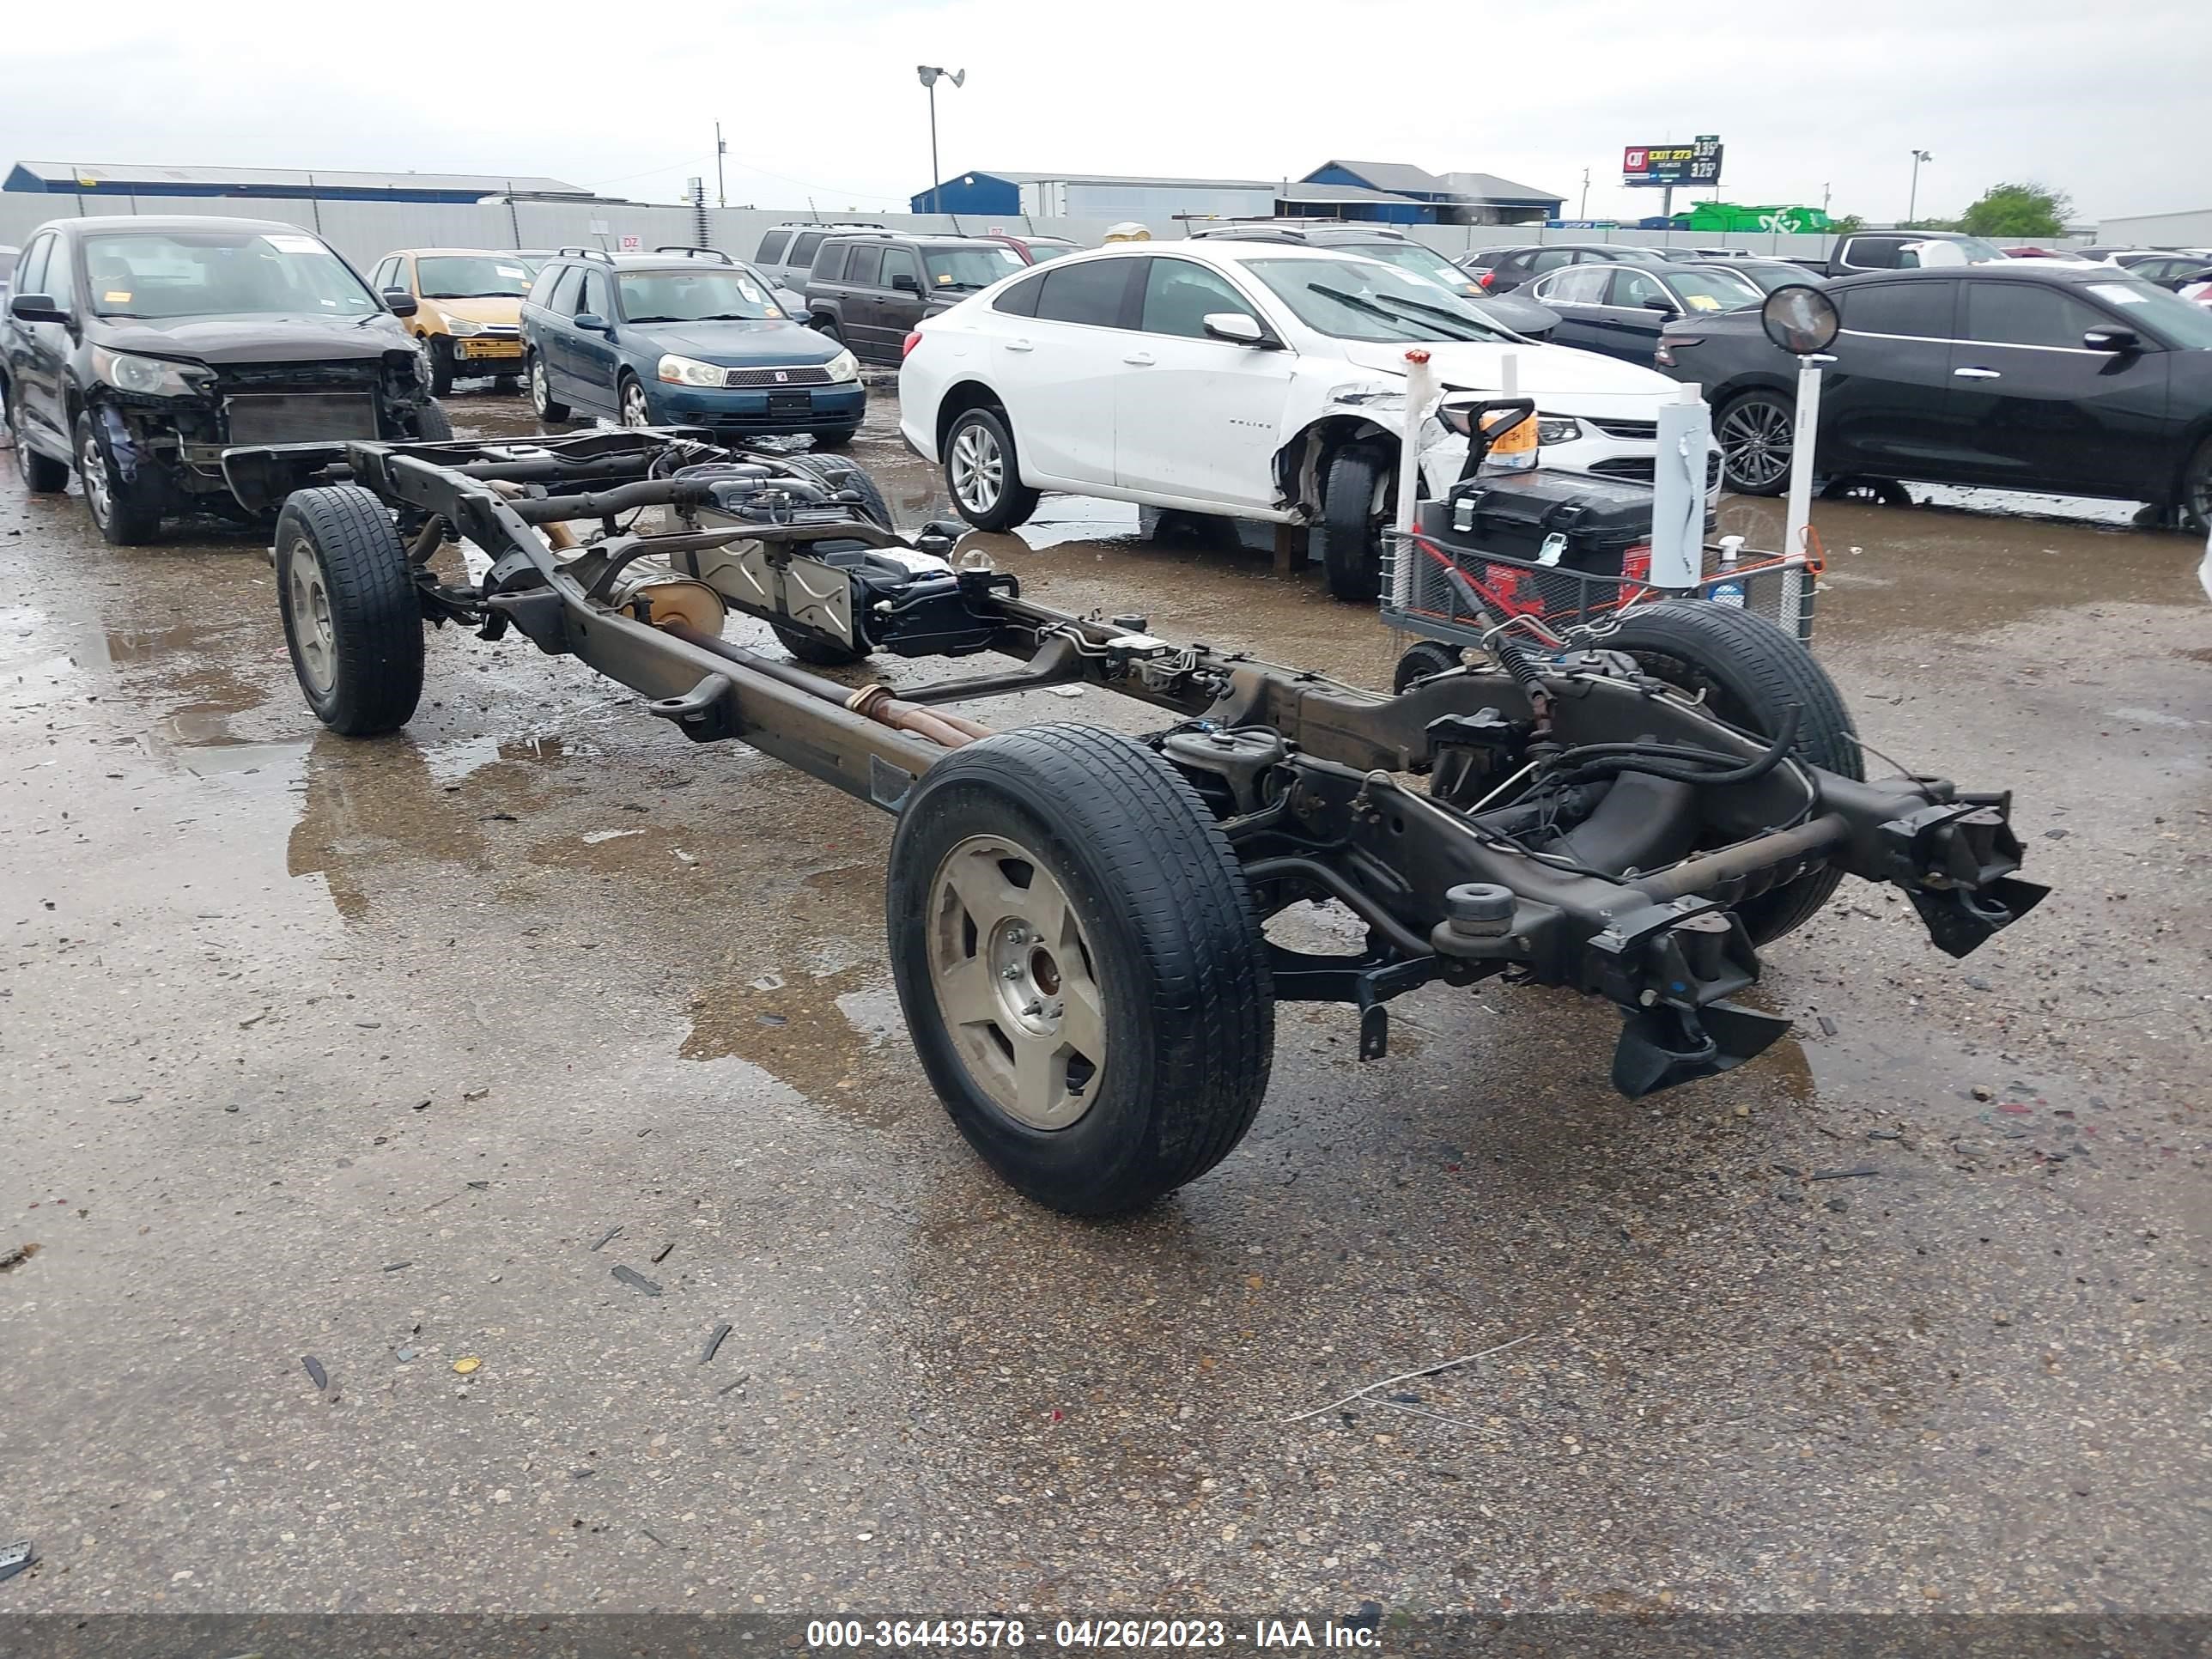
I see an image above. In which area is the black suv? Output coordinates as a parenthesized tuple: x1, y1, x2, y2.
(2, 216, 442, 544)
(804, 234, 1028, 363)
(1656, 264, 2212, 527)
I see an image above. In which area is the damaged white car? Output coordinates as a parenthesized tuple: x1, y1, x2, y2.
(899, 240, 1718, 599)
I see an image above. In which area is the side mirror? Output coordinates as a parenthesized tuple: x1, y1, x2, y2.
(1642, 296, 1680, 313)
(1202, 312, 1270, 347)
(381, 287, 418, 318)
(9, 294, 68, 325)
(2081, 326, 2141, 354)
(572, 312, 611, 333)
(890, 273, 923, 295)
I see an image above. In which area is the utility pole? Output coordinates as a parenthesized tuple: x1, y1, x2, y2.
(1907, 149, 1931, 225)
(916, 67, 967, 216)
(714, 122, 727, 209)
(1579, 167, 1589, 220)
(1821, 181, 1831, 212)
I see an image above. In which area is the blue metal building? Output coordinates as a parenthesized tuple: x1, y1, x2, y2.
(3, 161, 594, 204)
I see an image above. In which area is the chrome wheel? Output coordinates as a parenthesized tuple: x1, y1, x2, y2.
(620, 380, 653, 428)
(285, 535, 337, 696)
(79, 429, 112, 527)
(1718, 396, 1793, 492)
(949, 422, 1004, 515)
(530, 357, 552, 418)
(926, 833, 1106, 1130)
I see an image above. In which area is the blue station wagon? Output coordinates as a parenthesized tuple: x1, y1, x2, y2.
(520, 247, 865, 445)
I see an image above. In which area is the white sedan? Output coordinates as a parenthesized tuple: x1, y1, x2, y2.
(898, 240, 1715, 599)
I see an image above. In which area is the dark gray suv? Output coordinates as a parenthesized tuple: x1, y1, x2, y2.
(803, 234, 1027, 364)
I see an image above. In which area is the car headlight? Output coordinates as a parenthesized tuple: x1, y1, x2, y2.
(91, 347, 206, 398)
(1536, 417, 1583, 445)
(657, 353, 729, 387)
(444, 317, 483, 337)
(823, 349, 860, 384)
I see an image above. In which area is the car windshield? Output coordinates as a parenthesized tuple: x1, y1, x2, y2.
(1245, 257, 1515, 343)
(416, 254, 535, 298)
(1903, 235, 2009, 266)
(617, 267, 781, 322)
(1669, 269, 1763, 310)
(923, 245, 1025, 290)
(1729, 264, 1820, 294)
(1024, 243, 1079, 264)
(2086, 279, 2212, 349)
(82, 229, 380, 320)
(1354, 241, 1477, 292)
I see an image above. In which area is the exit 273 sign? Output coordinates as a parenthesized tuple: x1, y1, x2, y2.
(1622, 138, 1723, 187)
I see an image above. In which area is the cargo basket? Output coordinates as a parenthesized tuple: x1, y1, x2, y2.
(1382, 507, 1820, 652)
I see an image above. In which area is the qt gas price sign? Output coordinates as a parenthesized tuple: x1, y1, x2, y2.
(1622, 137, 1723, 187)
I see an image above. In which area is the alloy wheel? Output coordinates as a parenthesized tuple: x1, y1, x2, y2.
(621, 381, 653, 428)
(950, 422, 1003, 515)
(926, 833, 1105, 1130)
(530, 357, 552, 419)
(79, 429, 112, 526)
(1719, 397, 1793, 492)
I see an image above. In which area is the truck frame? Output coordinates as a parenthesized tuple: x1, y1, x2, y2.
(228, 427, 2046, 1215)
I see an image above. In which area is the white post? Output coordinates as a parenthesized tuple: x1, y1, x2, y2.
(1784, 355, 1823, 560)
(1393, 348, 1437, 610)
(1650, 383, 1709, 592)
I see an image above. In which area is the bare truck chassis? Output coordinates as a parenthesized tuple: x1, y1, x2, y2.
(231, 428, 2047, 1216)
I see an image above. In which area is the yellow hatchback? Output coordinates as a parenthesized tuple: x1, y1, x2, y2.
(368, 248, 538, 393)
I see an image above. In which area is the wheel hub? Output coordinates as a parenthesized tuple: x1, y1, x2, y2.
(927, 834, 1104, 1129)
(286, 537, 336, 695)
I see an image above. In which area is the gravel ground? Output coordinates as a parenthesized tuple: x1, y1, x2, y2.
(0, 385, 2206, 1617)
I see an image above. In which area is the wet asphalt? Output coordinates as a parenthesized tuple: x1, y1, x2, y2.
(1, 383, 2207, 1616)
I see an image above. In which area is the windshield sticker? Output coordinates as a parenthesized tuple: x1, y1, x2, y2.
(2088, 283, 2151, 306)
(496, 265, 527, 280)
(1684, 293, 1723, 311)
(737, 279, 764, 303)
(935, 272, 955, 285)
(262, 234, 325, 255)
(104, 290, 133, 304)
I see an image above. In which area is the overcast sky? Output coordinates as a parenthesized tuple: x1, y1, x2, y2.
(7, 0, 2205, 227)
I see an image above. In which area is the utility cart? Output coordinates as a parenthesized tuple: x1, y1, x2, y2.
(228, 426, 2046, 1217)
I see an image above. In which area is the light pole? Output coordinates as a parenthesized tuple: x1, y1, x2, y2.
(1907, 149, 1931, 225)
(917, 66, 966, 216)
(1578, 167, 1589, 220)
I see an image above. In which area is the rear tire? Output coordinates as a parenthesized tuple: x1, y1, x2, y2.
(943, 405, 1039, 532)
(888, 723, 1274, 1216)
(274, 484, 424, 736)
(2179, 437, 2212, 536)
(75, 413, 162, 545)
(1320, 446, 1389, 602)
(1716, 390, 1795, 496)
(422, 337, 455, 397)
(10, 399, 69, 492)
(783, 453, 893, 529)
(411, 400, 453, 441)
(1601, 601, 1861, 944)
(810, 427, 857, 450)
(528, 353, 570, 422)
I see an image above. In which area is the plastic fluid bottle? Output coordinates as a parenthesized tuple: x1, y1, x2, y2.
(1711, 534, 1747, 606)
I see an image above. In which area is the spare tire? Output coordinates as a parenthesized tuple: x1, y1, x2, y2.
(1601, 601, 1860, 943)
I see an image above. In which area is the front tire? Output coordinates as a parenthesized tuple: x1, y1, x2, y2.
(888, 724, 1274, 1215)
(810, 426, 857, 450)
(410, 400, 453, 441)
(75, 413, 162, 544)
(528, 353, 570, 422)
(619, 376, 653, 428)
(1716, 390, 1795, 496)
(422, 337, 455, 396)
(274, 485, 425, 736)
(10, 399, 69, 492)
(1320, 446, 1389, 602)
(943, 405, 1039, 532)
(1601, 601, 1861, 944)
